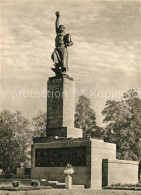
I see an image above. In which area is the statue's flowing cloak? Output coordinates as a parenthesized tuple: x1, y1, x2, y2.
(51, 47, 68, 71)
(51, 32, 68, 70)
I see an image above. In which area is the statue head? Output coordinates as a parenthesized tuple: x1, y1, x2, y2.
(58, 25, 65, 33)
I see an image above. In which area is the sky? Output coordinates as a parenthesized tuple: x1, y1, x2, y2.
(0, 0, 141, 126)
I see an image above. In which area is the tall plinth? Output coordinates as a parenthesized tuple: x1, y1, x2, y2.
(47, 75, 82, 138)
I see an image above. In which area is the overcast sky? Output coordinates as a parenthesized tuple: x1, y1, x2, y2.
(0, 0, 141, 126)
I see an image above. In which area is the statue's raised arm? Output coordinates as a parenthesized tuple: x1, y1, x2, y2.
(51, 11, 73, 77)
(55, 11, 60, 34)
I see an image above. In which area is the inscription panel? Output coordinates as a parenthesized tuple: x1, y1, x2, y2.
(35, 147, 87, 167)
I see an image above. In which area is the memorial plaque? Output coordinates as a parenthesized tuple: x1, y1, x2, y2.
(35, 147, 87, 167)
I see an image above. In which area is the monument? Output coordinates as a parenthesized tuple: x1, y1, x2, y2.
(31, 12, 138, 189)
(47, 11, 82, 138)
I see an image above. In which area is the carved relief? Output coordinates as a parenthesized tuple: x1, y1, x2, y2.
(35, 147, 87, 167)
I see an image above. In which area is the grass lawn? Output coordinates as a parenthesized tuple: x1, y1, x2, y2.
(0, 189, 141, 195)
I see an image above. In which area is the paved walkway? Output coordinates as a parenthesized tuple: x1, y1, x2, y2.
(0, 189, 141, 195)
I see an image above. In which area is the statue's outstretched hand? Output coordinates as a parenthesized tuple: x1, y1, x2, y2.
(55, 11, 60, 18)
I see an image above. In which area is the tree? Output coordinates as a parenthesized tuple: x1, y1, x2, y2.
(0, 124, 20, 175)
(74, 95, 97, 137)
(0, 110, 32, 174)
(91, 126, 106, 139)
(102, 89, 141, 163)
(32, 111, 47, 137)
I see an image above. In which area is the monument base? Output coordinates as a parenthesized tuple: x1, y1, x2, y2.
(31, 138, 110, 189)
(31, 138, 138, 189)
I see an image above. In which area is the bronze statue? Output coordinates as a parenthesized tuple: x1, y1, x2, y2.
(51, 11, 73, 76)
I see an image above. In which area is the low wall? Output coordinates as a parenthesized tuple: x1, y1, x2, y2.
(102, 159, 138, 187)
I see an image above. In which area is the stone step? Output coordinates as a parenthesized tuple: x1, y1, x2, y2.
(41, 179, 46, 181)
(48, 181, 58, 184)
(56, 182, 65, 185)
(56, 184, 65, 189)
(40, 181, 51, 186)
(72, 185, 84, 189)
(48, 181, 65, 189)
(48, 181, 84, 189)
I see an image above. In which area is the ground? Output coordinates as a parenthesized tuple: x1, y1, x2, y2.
(0, 189, 141, 195)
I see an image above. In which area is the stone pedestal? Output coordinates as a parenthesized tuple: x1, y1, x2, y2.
(47, 75, 82, 138)
(17, 167, 25, 176)
(65, 175, 72, 189)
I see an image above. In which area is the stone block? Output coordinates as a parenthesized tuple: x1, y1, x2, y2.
(67, 127, 82, 138)
(55, 115, 63, 119)
(48, 115, 54, 120)
(17, 167, 25, 176)
(48, 119, 62, 125)
(47, 127, 82, 138)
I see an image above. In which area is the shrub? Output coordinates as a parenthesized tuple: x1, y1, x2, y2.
(31, 180, 40, 187)
(12, 181, 20, 187)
